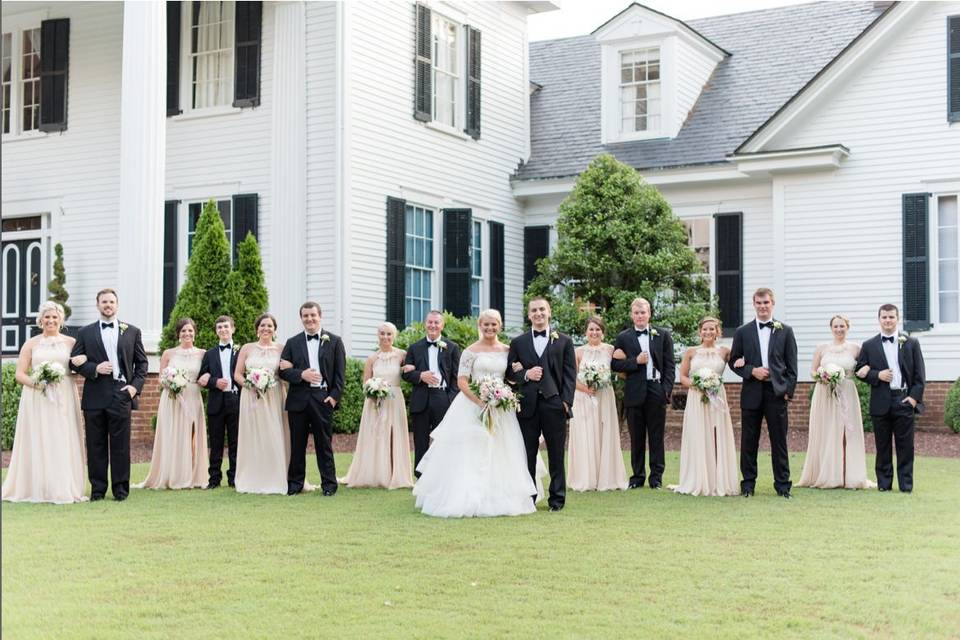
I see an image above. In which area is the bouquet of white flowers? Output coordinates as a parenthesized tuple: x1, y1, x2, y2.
(363, 376, 393, 412)
(469, 375, 520, 433)
(244, 367, 277, 401)
(159, 366, 190, 397)
(30, 360, 66, 401)
(578, 362, 611, 390)
(692, 367, 724, 409)
(814, 363, 846, 399)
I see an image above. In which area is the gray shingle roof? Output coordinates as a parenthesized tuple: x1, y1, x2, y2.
(516, 1, 884, 181)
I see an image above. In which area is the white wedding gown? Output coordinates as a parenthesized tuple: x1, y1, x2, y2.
(413, 349, 543, 518)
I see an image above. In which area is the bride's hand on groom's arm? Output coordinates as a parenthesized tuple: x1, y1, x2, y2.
(279, 359, 293, 371)
(70, 355, 87, 367)
(401, 364, 416, 373)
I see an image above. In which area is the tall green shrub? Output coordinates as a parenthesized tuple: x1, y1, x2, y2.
(160, 199, 232, 350)
(525, 154, 716, 346)
(945, 378, 960, 434)
(332, 358, 366, 434)
(2, 363, 20, 450)
(223, 232, 269, 345)
(47, 242, 72, 321)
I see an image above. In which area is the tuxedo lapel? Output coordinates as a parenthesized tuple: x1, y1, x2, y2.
(649, 331, 661, 372)
(897, 336, 910, 387)
(749, 322, 762, 364)
(91, 322, 109, 362)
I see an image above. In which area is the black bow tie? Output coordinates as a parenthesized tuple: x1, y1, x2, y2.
(101, 322, 114, 329)
(635, 329, 648, 336)
(882, 336, 896, 343)
(427, 340, 439, 348)
(307, 334, 319, 341)
(533, 330, 547, 338)
(759, 321, 774, 329)
(219, 344, 232, 351)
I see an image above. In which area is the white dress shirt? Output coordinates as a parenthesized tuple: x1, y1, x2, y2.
(756, 319, 772, 369)
(99, 319, 124, 382)
(218, 344, 234, 392)
(426, 339, 445, 388)
(881, 333, 903, 390)
(305, 331, 324, 388)
(634, 326, 658, 380)
(532, 329, 549, 358)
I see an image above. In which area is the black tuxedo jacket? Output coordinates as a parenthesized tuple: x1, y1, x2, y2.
(279, 331, 346, 411)
(855, 334, 926, 415)
(402, 337, 461, 413)
(610, 326, 676, 406)
(506, 330, 577, 419)
(729, 319, 798, 410)
(199, 345, 240, 415)
(70, 320, 148, 411)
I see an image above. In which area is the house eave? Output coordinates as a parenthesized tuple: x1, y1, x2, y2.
(728, 144, 850, 175)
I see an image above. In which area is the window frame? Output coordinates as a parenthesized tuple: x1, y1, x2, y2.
(403, 202, 440, 326)
(619, 47, 661, 135)
(930, 192, 960, 327)
(470, 217, 485, 317)
(428, 9, 467, 135)
(178, 0, 237, 115)
(178, 197, 234, 289)
(1, 11, 48, 140)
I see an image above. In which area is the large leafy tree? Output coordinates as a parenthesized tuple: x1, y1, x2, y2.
(223, 232, 269, 346)
(526, 154, 716, 346)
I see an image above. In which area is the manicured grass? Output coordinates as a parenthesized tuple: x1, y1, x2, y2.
(3, 452, 959, 639)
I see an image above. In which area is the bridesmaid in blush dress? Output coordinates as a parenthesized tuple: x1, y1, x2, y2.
(2, 301, 87, 504)
(135, 318, 208, 490)
(340, 322, 414, 489)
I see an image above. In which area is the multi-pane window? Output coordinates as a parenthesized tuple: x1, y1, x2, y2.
(189, 1, 235, 109)
(431, 13, 459, 127)
(187, 200, 233, 259)
(405, 205, 434, 326)
(2, 33, 11, 135)
(683, 218, 711, 275)
(620, 48, 660, 133)
(20, 28, 40, 132)
(471, 220, 482, 316)
(937, 195, 959, 323)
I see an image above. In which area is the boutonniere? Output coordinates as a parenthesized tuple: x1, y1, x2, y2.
(437, 340, 448, 350)
(649, 328, 659, 337)
(320, 333, 331, 344)
(232, 345, 240, 356)
(772, 321, 783, 331)
(897, 335, 907, 346)
(119, 322, 129, 335)
(550, 331, 559, 342)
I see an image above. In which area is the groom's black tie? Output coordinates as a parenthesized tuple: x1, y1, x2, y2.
(427, 341, 438, 348)
(533, 330, 547, 338)
(101, 322, 114, 329)
(882, 336, 895, 343)
(306, 334, 319, 341)
(759, 321, 774, 329)
(219, 344, 232, 351)
(635, 329, 648, 336)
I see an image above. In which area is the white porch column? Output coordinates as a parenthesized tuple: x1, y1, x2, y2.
(270, 2, 308, 336)
(117, 0, 166, 351)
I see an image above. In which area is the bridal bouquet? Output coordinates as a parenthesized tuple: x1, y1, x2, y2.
(363, 376, 393, 411)
(244, 367, 277, 400)
(30, 361, 66, 399)
(692, 367, 724, 407)
(159, 366, 189, 397)
(469, 375, 520, 433)
(814, 363, 845, 398)
(578, 362, 611, 390)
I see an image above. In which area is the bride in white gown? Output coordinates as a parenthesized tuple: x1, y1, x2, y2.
(414, 309, 541, 518)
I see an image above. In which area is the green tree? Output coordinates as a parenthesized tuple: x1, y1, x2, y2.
(526, 154, 715, 346)
(160, 199, 232, 350)
(47, 243, 72, 322)
(223, 232, 269, 346)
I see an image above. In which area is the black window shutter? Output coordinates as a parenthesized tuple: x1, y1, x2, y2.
(714, 213, 742, 337)
(443, 209, 473, 317)
(162, 200, 179, 326)
(489, 221, 504, 316)
(386, 197, 407, 327)
(166, 1, 181, 116)
(234, 1, 262, 108)
(39, 18, 69, 132)
(902, 193, 931, 331)
(232, 193, 259, 262)
(950, 16, 960, 122)
(414, 3, 432, 122)
(523, 226, 550, 289)
(465, 26, 481, 139)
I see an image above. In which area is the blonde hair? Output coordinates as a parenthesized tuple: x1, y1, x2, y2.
(36, 300, 65, 328)
(630, 297, 651, 313)
(379, 321, 398, 336)
(477, 308, 503, 329)
(829, 314, 850, 328)
(698, 316, 722, 333)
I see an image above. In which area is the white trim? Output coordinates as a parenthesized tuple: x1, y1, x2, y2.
(1, 198, 62, 217)
(592, 4, 727, 60)
(168, 181, 241, 202)
(930, 192, 960, 329)
(24, 240, 43, 316)
(511, 165, 751, 198)
(169, 105, 242, 122)
(730, 145, 850, 175)
(1, 326, 18, 351)
(425, 119, 471, 140)
(335, 0, 351, 343)
(0, 10, 49, 33)
(178, 0, 236, 114)
(2, 244, 21, 318)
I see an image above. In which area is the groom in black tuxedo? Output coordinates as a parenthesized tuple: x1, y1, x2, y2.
(729, 287, 798, 498)
(611, 297, 676, 489)
(198, 315, 240, 489)
(506, 297, 577, 511)
(279, 302, 346, 496)
(855, 304, 925, 492)
(70, 288, 148, 501)
(402, 310, 461, 477)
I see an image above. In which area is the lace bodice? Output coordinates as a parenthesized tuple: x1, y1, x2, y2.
(167, 348, 203, 382)
(690, 348, 726, 376)
(372, 349, 403, 386)
(458, 350, 508, 382)
(244, 345, 281, 374)
(31, 336, 72, 370)
(579, 344, 612, 369)
(820, 344, 857, 375)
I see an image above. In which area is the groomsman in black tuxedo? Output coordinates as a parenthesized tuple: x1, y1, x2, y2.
(402, 310, 461, 477)
(69, 288, 148, 501)
(855, 304, 925, 493)
(279, 302, 346, 496)
(730, 287, 798, 498)
(198, 315, 240, 489)
(611, 297, 676, 489)
(506, 297, 577, 511)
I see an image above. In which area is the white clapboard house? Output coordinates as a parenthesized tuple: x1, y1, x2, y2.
(2, 0, 959, 384)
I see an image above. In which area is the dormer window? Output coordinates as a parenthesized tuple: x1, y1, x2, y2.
(620, 48, 660, 134)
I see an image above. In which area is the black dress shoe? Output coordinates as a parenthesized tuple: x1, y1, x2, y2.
(900, 488, 912, 494)
(114, 493, 128, 502)
(549, 504, 563, 512)
(878, 487, 891, 492)
(742, 490, 754, 498)
(649, 483, 662, 490)
(90, 494, 105, 502)
(205, 482, 220, 490)
(228, 481, 236, 488)
(322, 490, 336, 497)
(628, 481, 643, 489)
(778, 491, 792, 500)
(287, 488, 302, 496)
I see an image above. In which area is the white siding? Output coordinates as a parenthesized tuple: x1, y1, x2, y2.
(769, 1, 960, 379)
(674, 37, 718, 132)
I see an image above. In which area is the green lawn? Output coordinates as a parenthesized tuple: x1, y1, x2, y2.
(3, 452, 959, 639)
